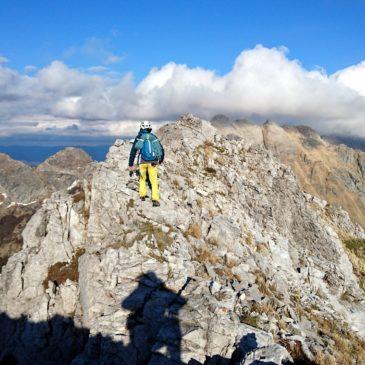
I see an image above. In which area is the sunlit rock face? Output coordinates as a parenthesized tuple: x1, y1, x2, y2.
(1, 114, 365, 365)
(213, 115, 365, 230)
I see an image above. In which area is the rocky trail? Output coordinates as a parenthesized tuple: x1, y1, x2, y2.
(1, 115, 365, 364)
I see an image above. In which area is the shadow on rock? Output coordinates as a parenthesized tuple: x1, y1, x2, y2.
(121, 271, 187, 364)
(0, 271, 274, 365)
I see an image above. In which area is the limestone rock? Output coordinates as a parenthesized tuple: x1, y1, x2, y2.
(1, 114, 365, 364)
(213, 116, 365, 229)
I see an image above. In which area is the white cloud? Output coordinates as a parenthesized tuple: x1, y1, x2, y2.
(0, 56, 9, 64)
(333, 61, 365, 97)
(88, 65, 109, 73)
(64, 37, 124, 66)
(1, 45, 365, 137)
(104, 54, 123, 65)
(24, 65, 38, 73)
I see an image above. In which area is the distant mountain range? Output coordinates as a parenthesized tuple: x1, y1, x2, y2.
(324, 135, 365, 151)
(0, 123, 364, 166)
(0, 145, 110, 165)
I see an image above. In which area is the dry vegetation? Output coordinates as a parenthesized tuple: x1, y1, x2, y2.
(72, 190, 86, 203)
(196, 197, 203, 208)
(254, 270, 274, 296)
(240, 313, 260, 328)
(194, 246, 219, 264)
(126, 198, 135, 210)
(214, 266, 235, 280)
(138, 221, 174, 251)
(310, 314, 365, 365)
(0, 214, 29, 268)
(172, 178, 180, 188)
(245, 232, 254, 245)
(279, 339, 315, 365)
(69, 184, 86, 204)
(110, 228, 135, 249)
(43, 248, 86, 289)
(185, 223, 202, 239)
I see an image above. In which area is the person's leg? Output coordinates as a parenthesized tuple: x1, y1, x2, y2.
(139, 164, 148, 198)
(148, 164, 159, 201)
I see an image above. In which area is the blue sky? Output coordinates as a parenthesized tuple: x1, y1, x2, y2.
(1, 0, 365, 77)
(1, 0, 365, 141)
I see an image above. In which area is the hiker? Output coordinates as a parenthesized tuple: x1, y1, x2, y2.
(128, 121, 164, 207)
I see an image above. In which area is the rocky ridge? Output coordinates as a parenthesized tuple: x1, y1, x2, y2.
(211, 116, 365, 230)
(0, 153, 49, 204)
(1, 115, 365, 364)
(0, 148, 94, 269)
(36, 147, 94, 192)
(0, 147, 94, 205)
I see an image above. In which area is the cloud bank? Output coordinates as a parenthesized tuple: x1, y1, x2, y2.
(1, 45, 365, 138)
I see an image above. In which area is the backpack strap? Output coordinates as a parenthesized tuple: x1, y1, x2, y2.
(149, 133, 159, 142)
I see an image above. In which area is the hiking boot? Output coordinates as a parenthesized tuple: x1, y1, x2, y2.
(152, 200, 160, 207)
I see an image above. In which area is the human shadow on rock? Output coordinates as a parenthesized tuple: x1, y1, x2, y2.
(0, 271, 269, 365)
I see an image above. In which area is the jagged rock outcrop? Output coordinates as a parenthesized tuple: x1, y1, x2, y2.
(1, 115, 365, 364)
(0, 201, 40, 268)
(0, 147, 94, 205)
(0, 148, 94, 269)
(212, 116, 365, 230)
(36, 147, 94, 191)
(0, 153, 49, 204)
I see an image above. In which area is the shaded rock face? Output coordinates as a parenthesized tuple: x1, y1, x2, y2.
(0, 148, 94, 204)
(37, 147, 92, 173)
(213, 116, 365, 230)
(0, 153, 49, 204)
(0, 202, 40, 268)
(36, 147, 94, 192)
(1, 114, 365, 364)
(0, 148, 94, 268)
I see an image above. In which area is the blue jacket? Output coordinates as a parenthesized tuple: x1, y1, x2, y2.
(128, 129, 165, 167)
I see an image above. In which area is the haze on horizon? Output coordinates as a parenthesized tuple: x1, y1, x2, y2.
(1, 0, 365, 144)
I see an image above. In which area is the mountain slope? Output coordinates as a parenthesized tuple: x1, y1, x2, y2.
(1, 115, 365, 364)
(0, 148, 94, 269)
(212, 117, 365, 230)
(0, 147, 94, 204)
(36, 147, 94, 192)
(0, 153, 49, 204)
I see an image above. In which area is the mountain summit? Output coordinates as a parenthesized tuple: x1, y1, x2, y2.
(1, 114, 365, 364)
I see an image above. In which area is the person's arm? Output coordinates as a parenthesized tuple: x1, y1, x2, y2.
(159, 142, 165, 164)
(128, 138, 138, 167)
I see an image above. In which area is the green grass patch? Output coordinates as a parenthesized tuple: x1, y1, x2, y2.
(344, 238, 365, 256)
(343, 237, 365, 290)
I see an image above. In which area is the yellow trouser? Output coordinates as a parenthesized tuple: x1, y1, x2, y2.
(139, 163, 159, 201)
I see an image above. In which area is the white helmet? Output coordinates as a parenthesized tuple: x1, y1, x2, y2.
(140, 120, 152, 129)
